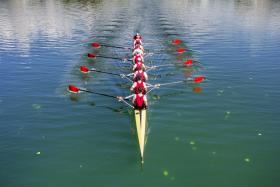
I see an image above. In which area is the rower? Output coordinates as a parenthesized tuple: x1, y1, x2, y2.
(134, 38, 142, 48)
(132, 87, 148, 109)
(132, 44, 144, 56)
(133, 68, 148, 82)
(134, 43, 144, 52)
(132, 58, 146, 72)
(117, 87, 148, 109)
(133, 33, 142, 40)
(133, 54, 144, 64)
(130, 76, 147, 94)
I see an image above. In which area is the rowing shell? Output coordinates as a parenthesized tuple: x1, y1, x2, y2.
(134, 109, 147, 163)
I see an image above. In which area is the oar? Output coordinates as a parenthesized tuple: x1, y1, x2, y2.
(147, 76, 205, 88)
(68, 85, 118, 98)
(68, 85, 133, 108)
(146, 76, 205, 94)
(177, 48, 185, 53)
(80, 66, 121, 76)
(184, 59, 193, 65)
(146, 64, 174, 72)
(146, 59, 193, 71)
(146, 39, 198, 54)
(87, 53, 132, 61)
(91, 42, 132, 50)
(193, 76, 205, 83)
(172, 39, 183, 45)
(145, 48, 196, 56)
(79, 66, 133, 82)
(143, 38, 184, 54)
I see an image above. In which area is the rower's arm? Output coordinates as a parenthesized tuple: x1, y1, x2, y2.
(130, 82, 136, 91)
(144, 72, 148, 81)
(126, 73, 134, 77)
(142, 64, 146, 69)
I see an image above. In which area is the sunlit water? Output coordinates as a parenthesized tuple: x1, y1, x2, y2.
(1, 0, 280, 186)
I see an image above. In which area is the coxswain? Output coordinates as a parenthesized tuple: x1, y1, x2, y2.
(132, 87, 148, 109)
(133, 69, 148, 82)
(130, 76, 147, 94)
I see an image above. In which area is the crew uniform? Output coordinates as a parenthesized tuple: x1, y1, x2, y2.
(133, 44, 144, 52)
(132, 87, 147, 109)
(130, 77, 147, 94)
(133, 69, 148, 82)
(133, 54, 144, 64)
(134, 39, 142, 48)
(133, 33, 142, 40)
(132, 45, 144, 56)
(133, 59, 146, 72)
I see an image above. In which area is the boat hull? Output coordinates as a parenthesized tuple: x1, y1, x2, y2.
(134, 109, 147, 163)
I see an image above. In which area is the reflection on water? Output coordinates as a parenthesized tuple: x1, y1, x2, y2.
(0, 0, 108, 54)
(1, 0, 279, 54)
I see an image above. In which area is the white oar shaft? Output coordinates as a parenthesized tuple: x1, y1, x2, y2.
(158, 80, 184, 86)
(146, 87, 158, 94)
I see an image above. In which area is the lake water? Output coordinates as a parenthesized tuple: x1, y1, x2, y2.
(1, 0, 280, 186)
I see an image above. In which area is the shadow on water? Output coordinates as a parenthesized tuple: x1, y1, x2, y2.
(69, 95, 129, 114)
(96, 105, 130, 114)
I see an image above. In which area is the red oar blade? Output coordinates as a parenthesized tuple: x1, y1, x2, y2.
(68, 85, 80, 93)
(172, 39, 182, 45)
(177, 48, 185, 53)
(87, 53, 96, 58)
(184, 59, 193, 65)
(91, 42, 101, 48)
(193, 76, 205, 83)
(80, 66, 90, 73)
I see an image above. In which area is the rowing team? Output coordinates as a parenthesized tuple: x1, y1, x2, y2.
(117, 33, 149, 109)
